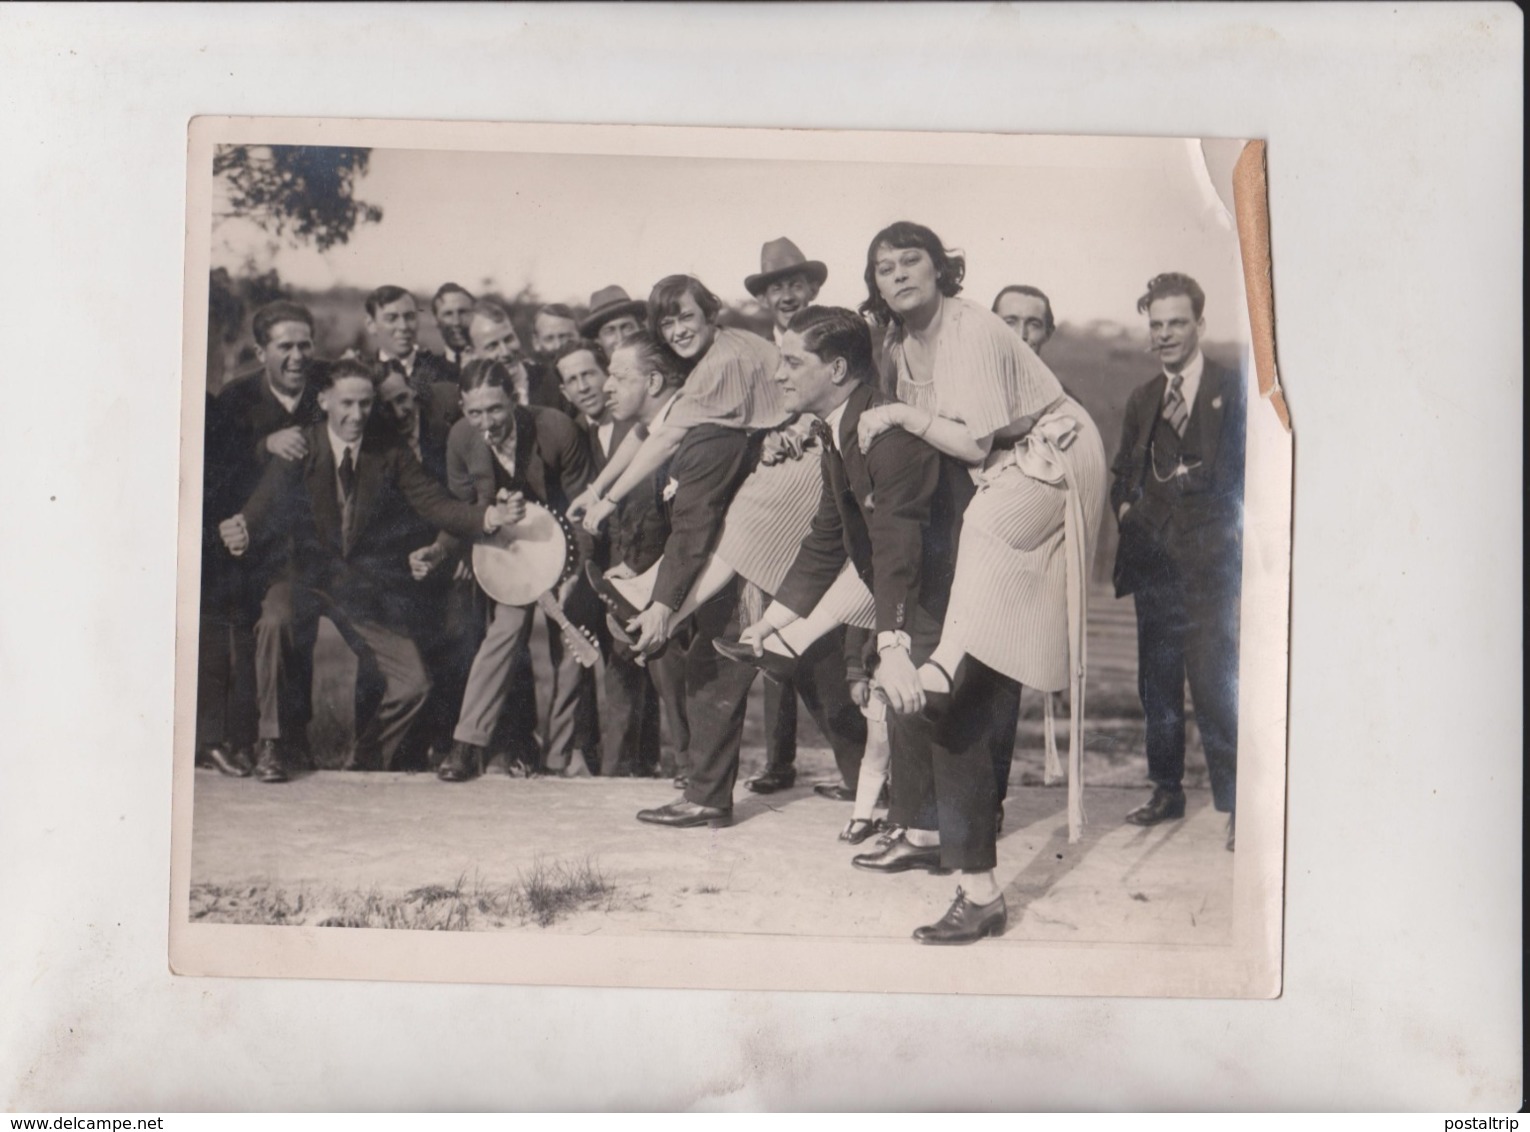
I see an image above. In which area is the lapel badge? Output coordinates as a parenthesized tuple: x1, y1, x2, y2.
(1212, 395, 1223, 410)
(662, 477, 679, 502)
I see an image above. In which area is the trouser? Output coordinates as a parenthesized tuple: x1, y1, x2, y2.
(454, 599, 535, 749)
(196, 569, 255, 750)
(601, 635, 662, 776)
(1133, 563, 1241, 813)
(986, 679, 1023, 804)
(685, 582, 866, 811)
(541, 577, 603, 771)
(252, 577, 318, 744)
(409, 576, 481, 762)
(760, 676, 798, 774)
(885, 605, 1005, 872)
(256, 583, 430, 769)
(649, 637, 691, 778)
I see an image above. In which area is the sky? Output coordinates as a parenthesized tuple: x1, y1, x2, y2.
(212, 134, 1252, 342)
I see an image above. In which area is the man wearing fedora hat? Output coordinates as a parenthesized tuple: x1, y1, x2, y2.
(737, 238, 859, 801)
(579, 285, 649, 357)
(746, 237, 829, 348)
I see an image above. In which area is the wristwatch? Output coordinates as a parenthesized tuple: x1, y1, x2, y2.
(876, 630, 912, 654)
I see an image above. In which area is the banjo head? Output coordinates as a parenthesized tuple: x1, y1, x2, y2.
(471, 500, 576, 607)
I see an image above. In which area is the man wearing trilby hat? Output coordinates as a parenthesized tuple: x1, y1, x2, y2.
(736, 238, 858, 803)
(579, 285, 649, 358)
(745, 237, 829, 348)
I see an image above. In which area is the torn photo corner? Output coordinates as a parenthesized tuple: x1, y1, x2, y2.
(172, 117, 1291, 998)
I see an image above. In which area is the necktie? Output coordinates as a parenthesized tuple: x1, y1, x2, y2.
(810, 416, 835, 453)
(1161, 374, 1189, 437)
(339, 446, 357, 499)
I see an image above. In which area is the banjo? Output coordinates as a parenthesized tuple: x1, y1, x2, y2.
(471, 499, 601, 668)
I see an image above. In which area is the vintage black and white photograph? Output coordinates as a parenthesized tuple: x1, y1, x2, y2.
(170, 118, 1291, 996)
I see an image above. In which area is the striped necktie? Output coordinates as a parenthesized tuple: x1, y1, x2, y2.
(1161, 374, 1189, 437)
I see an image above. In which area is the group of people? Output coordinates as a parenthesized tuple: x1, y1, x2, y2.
(196, 221, 1246, 945)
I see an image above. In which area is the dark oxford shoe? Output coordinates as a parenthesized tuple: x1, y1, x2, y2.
(851, 827, 946, 874)
(1124, 786, 1186, 826)
(202, 743, 253, 778)
(912, 888, 1008, 945)
(438, 741, 485, 783)
(253, 739, 289, 784)
(745, 766, 796, 794)
(636, 799, 732, 829)
(712, 636, 799, 682)
(813, 783, 855, 802)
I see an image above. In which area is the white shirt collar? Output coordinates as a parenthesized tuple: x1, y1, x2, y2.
(379, 345, 418, 375)
(820, 397, 852, 450)
(772, 323, 788, 348)
(267, 379, 302, 415)
(596, 418, 615, 454)
(1164, 349, 1205, 411)
(489, 417, 519, 471)
(327, 426, 361, 467)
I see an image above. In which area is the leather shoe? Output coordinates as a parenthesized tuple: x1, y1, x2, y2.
(851, 827, 946, 873)
(1226, 812, 1235, 852)
(438, 741, 484, 782)
(745, 766, 796, 794)
(712, 636, 798, 682)
(636, 799, 732, 828)
(587, 561, 642, 624)
(201, 743, 253, 778)
(253, 739, 289, 784)
(840, 817, 886, 845)
(912, 887, 1008, 945)
(1125, 786, 1186, 826)
(814, 783, 855, 802)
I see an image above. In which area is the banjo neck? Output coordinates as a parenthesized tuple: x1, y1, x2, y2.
(536, 591, 601, 668)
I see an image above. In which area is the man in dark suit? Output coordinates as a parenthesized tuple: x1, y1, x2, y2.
(551, 337, 647, 776)
(1110, 273, 1246, 850)
(435, 359, 594, 781)
(365, 285, 462, 436)
(196, 392, 255, 776)
(219, 359, 519, 780)
(373, 368, 479, 769)
(730, 306, 1009, 944)
(215, 299, 327, 781)
(594, 334, 693, 780)
(430, 282, 476, 376)
(740, 238, 839, 799)
(626, 310, 867, 833)
(466, 300, 568, 414)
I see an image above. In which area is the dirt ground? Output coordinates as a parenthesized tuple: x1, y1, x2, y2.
(190, 586, 1230, 942)
(189, 743, 1233, 945)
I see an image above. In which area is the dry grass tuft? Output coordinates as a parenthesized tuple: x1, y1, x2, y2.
(190, 857, 617, 931)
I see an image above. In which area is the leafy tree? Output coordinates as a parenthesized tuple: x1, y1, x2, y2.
(213, 145, 383, 252)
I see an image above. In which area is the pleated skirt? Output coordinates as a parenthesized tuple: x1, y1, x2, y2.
(944, 404, 1108, 690)
(715, 450, 824, 596)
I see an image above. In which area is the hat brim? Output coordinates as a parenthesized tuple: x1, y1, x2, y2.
(579, 300, 649, 337)
(744, 261, 828, 298)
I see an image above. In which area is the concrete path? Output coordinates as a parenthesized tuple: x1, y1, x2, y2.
(189, 748, 1233, 946)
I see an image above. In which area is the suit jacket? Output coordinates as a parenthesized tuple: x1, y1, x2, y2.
(215, 369, 325, 506)
(444, 405, 594, 562)
(1109, 357, 1246, 596)
(580, 417, 636, 571)
(775, 383, 974, 635)
(651, 424, 755, 612)
(240, 425, 490, 630)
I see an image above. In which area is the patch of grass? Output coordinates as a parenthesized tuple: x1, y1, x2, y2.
(190, 857, 618, 931)
(695, 884, 722, 895)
